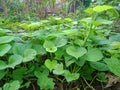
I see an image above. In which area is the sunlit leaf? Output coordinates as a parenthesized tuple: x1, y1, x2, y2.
(64, 70, 80, 82)
(8, 55, 23, 69)
(53, 63, 65, 75)
(3, 80, 20, 90)
(111, 41, 120, 49)
(66, 45, 87, 59)
(43, 40, 57, 52)
(45, 59, 58, 72)
(0, 44, 11, 56)
(0, 36, 14, 44)
(93, 5, 113, 12)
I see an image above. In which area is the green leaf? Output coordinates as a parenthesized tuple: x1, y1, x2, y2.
(23, 49, 37, 62)
(66, 46, 87, 59)
(55, 37, 67, 47)
(3, 80, 20, 90)
(0, 70, 6, 80)
(8, 55, 23, 69)
(43, 40, 57, 52)
(93, 5, 113, 12)
(0, 36, 14, 44)
(12, 43, 32, 55)
(65, 58, 75, 67)
(34, 71, 55, 90)
(0, 44, 11, 56)
(89, 61, 108, 71)
(96, 72, 107, 82)
(53, 63, 65, 75)
(105, 57, 120, 77)
(85, 48, 103, 61)
(64, 70, 80, 82)
(110, 41, 120, 49)
(33, 44, 46, 54)
(0, 60, 7, 70)
(45, 59, 58, 72)
(12, 67, 27, 81)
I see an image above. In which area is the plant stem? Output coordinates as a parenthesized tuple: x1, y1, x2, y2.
(83, 24, 93, 46)
(82, 77, 95, 90)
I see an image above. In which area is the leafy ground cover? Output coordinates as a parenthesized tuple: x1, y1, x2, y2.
(0, 5, 120, 90)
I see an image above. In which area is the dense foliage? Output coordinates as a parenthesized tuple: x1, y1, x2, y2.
(0, 1, 120, 90)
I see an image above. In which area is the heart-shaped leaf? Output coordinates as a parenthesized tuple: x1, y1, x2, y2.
(64, 70, 80, 82)
(0, 44, 11, 56)
(66, 46, 87, 59)
(45, 59, 58, 72)
(53, 63, 65, 75)
(23, 49, 37, 62)
(8, 55, 23, 69)
(85, 48, 103, 61)
(43, 40, 57, 52)
(0, 36, 14, 44)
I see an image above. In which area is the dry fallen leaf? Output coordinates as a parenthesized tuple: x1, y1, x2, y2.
(105, 73, 120, 88)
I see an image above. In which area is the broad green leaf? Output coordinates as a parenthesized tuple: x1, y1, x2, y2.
(8, 55, 23, 69)
(0, 70, 6, 80)
(0, 36, 14, 44)
(64, 70, 80, 82)
(55, 37, 67, 47)
(89, 61, 108, 71)
(85, 48, 103, 61)
(96, 19, 113, 25)
(93, 5, 113, 12)
(23, 49, 37, 62)
(32, 44, 46, 54)
(45, 59, 58, 72)
(0, 44, 11, 56)
(66, 46, 87, 59)
(53, 63, 65, 75)
(3, 80, 20, 90)
(12, 67, 27, 81)
(105, 57, 120, 77)
(109, 35, 120, 42)
(34, 71, 55, 90)
(84, 8, 94, 15)
(0, 60, 7, 70)
(43, 40, 57, 52)
(110, 41, 120, 49)
(12, 43, 32, 55)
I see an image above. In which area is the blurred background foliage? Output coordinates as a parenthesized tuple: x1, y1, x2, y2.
(0, 0, 119, 21)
